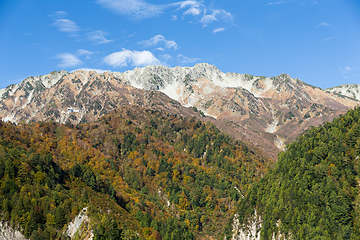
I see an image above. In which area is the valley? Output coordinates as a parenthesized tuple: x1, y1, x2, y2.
(0, 63, 359, 240)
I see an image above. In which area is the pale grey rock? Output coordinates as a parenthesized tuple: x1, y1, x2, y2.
(326, 84, 360, 101)
(65, 207, 93, 240)
(0, 221, 28, 240)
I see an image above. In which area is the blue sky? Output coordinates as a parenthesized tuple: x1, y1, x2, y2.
(0, 0, 359, 89)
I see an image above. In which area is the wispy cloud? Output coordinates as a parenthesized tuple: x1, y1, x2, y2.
(96, 0, 168, 20)
(96, 0, 232, 27)
(323, 36, 334, 41)
(49, 11, 68, 18)
(87, 30, 114, 44)
(52, 19, 80, 35)
(72, 68, 109, 73)
(200, 9, 233, 27)
(340, 66, 353, 74)
(177, 54, 200, 64)
(213, 27, 225, 33)
(160, 54, 173, 61)
(316, 22, 330, 27)
(340, 66, 360, 79)
(76, 49, 98, 59)
(103, 49, 160, 68)
(178, 1, 205, 16)
(139, 35, 178, 50)
(56, 53, 83, 68)
(267, 0, 290, 5)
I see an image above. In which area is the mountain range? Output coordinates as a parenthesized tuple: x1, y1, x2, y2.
(1, 63, 360, 240)
(0, 63, 358, 160)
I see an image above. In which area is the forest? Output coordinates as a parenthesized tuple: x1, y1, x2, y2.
(230, 107, 360, 239)
(0, 105, 273, 239)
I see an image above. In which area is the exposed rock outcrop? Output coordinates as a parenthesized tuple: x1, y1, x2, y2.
(65, 207, 93, 240)
(0, 221, 28, 240)
(326, 83, 360, 100)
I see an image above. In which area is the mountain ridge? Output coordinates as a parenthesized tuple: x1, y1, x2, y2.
(0, 63, 358, 159)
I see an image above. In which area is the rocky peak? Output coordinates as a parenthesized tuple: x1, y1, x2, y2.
(326, 84, 360, 101)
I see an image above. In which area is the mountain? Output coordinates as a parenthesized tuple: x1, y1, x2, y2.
(326, 84, 360, 101)
(0, 104, 271, 239)
(0, 63, 358, 159)
(227, 107, 360, 239)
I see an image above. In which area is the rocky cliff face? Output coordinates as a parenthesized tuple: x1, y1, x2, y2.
(65, 207, 93, 240)
(0, 222, 28, 240)
(1, 63, 358, 159)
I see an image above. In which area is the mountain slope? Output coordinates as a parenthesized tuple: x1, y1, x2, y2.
(0, 104, 272, 239)
(0, 64, 358, 159)
(228, 107, 360, 239)
(326, 84, 360, 101)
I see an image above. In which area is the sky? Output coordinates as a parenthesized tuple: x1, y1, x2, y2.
(0, 0, 360, 90)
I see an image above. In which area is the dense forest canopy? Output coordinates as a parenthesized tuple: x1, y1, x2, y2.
(231, 107, 360, 239)
(0, 105, 273, 239)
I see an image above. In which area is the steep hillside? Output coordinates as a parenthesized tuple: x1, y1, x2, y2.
(228, 107, 360, 239)
(0, 104, 272, 239)
(0, 64, 358, 159)
(326, 84, 360, 101)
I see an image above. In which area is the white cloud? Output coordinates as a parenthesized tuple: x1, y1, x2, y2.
(49, 11, 68, 18)
(96, 0, 168, 20)
(140, 35, 178, 50)
(72, 68, 110, 73)
(179, 1, 205, 16)
(177, 1, 201, 9)
(177, 54, 200, 63)
(161, 54, 173, 60)
(76, 49, 98, 59)
(341, 66, 352, 74)
(323, 36, 334, 41)
(103, 49, 160, 68)
(316, 22, 330, 27)
(56, 53, 83, 68)
(267, 0, 290, 5)
(156, 47, 165, 51)
(200, 9, 233, 27)
(52, 19, 80, 34)
(87, 30, 113, 44)
(184, 7, 201, 16)
(96, 0, 232, 27)
(213, 27, 225, 33)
